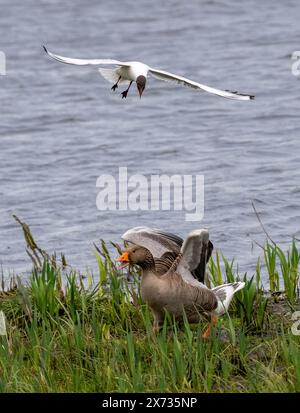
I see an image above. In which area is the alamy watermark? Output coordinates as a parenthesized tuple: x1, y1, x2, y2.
(0, 51, 6, 76)
(291, 51, 300, 76)
(96, 167, 204, 222)
(291, 311, 300, 336)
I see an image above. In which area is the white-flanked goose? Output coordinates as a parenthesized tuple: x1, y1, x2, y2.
(43, 46, 255, 100)
(117, 229, 245, 338)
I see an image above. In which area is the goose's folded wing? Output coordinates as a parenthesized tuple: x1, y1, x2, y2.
(43, 46, 129, 66)
(193, 287, 218, 312)
(149, 67, 255, 101)
(121, 226, 182, 258)
(176, 229, 211, 287)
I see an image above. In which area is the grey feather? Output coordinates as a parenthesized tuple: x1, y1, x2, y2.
(122, 226, 181, 258)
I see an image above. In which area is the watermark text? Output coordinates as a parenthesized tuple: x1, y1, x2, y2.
(291, 51, 300, 76)
(0, 51, 6, 76)
(96, 167, 204, 222)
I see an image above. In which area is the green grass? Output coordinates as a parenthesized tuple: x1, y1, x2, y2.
(0, 240, 299, 393)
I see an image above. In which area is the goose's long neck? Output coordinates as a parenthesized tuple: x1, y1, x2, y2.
(155, 251, 178, 275)
(139, 250, 156, 272)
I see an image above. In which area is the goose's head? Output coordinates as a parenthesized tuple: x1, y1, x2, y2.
(116, 245, 154, 270)
(136, 75, 146, 98)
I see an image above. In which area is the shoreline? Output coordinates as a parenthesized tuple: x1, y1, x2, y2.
(0, 237, 299, 392)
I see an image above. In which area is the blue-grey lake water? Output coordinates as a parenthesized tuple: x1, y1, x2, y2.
(1, 0, 300, 278)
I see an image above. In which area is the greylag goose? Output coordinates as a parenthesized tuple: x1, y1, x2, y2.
(43, 46, 255, 100)
(121, 226, 213, 283)
(117, 229, 245, 338)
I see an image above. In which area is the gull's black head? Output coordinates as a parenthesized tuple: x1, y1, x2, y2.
(136, 75, 146, 98)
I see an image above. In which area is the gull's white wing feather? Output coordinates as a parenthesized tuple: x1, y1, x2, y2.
(176, 229, 210, 287)
(98, 68, 125, 84)
(122, 226, 182, 258)
(149, 67, 255, 101)
(43, 46, 129, 67)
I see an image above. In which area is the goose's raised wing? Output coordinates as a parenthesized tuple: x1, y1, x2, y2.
(149, 67, 255, 101)
(122, 226, 182, 258)
(122, 227, 213, 282)
(176, 229, 211, 287)
(43, 46, 129, 67)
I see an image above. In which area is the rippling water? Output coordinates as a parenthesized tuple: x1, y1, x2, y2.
(1, 0, 300, 277)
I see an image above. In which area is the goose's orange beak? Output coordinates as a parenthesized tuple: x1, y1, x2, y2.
(116, 251, 130, 269)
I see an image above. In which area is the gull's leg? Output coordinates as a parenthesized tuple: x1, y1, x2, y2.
(121, 81, 133, 99)
(202, 315, 218, 339)
(111, 76, 121, 91)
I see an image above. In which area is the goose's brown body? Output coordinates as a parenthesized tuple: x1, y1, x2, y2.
(141, 268, 218, 328)
(117, 229, 245, 336)
(118, 247, 218, 330)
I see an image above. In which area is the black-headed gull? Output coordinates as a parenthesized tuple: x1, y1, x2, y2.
(43, 46, 254, 101)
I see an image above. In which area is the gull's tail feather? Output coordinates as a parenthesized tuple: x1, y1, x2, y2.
(212, 282, 245, 316)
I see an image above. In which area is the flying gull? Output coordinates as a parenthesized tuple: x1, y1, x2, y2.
(43, 46, 254, 101)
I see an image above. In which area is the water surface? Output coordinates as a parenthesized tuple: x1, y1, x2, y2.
(1, 0, 300, 278)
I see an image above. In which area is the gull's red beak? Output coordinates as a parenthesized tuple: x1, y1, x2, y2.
(116, 251, 130, 269)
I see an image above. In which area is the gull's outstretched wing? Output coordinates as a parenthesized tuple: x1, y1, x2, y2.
(43, 46, 129, 67)
(122, 226, 182, 258)
(149, 67, 255, 101)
